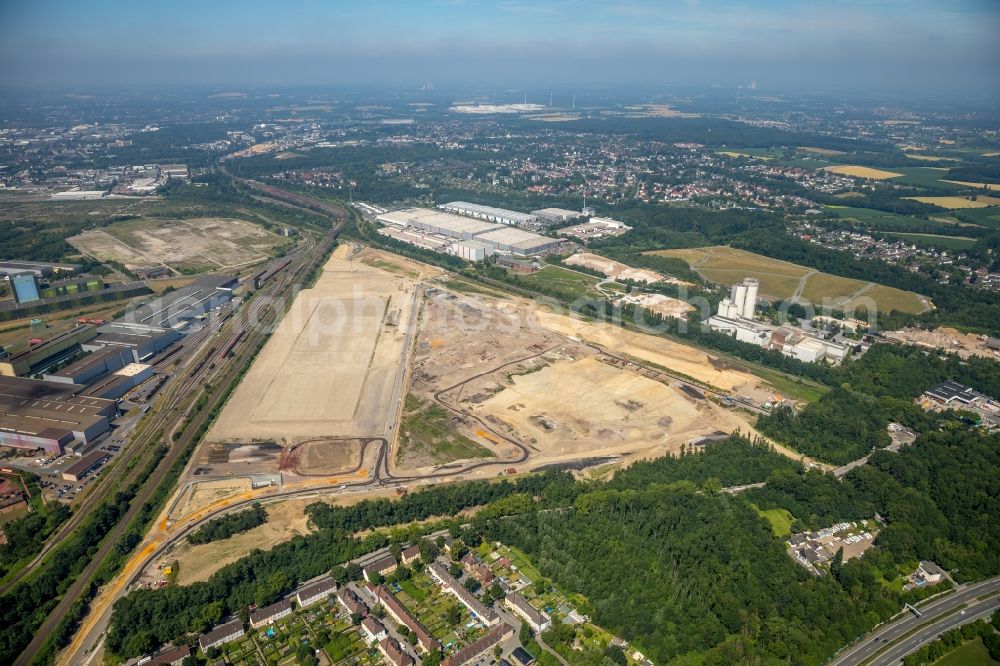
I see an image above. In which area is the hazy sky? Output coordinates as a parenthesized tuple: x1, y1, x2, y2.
(1, 0, 998, 94)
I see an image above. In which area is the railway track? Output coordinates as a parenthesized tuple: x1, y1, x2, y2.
(21, 197, 345, 665)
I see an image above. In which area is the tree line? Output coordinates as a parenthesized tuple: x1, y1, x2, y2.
(186, 504, 267, 545)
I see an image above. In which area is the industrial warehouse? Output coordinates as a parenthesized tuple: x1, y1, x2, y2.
(437, 201, 539, 227)
(0, 376, 116, 454)
(376, 207, 563, 259)
(0, 271, 240, 460)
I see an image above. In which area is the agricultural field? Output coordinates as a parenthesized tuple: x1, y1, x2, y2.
(647, 246, 930, 314)
(952, 206, 1000, 229)
(798, 146, 846, 156)
(823, 205, 944, 230)
(823, 165, 902, 180)
(69, 217, 291, 274)
(904, 154, 960, 162)
(942, 180, 1000, 191)
(902, 196, 996, 209)
(890, 167, 967, 189)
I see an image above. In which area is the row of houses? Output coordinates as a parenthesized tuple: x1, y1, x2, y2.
(428, 562, 500, 627)
(195, 575, 337, 654)
(357, 613, 416, 666)
(442, 622, 516, 666)
(367, 582, 442, 653)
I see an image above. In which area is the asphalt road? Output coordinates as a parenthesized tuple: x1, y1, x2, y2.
(828, 576, 1000, 665)
(869, 598, 999, 665)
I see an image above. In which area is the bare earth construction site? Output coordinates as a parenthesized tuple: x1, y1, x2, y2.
(152, 248, 786, 584)
(172, 248, 777, 520)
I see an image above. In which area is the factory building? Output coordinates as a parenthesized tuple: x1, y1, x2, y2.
(377, 226, 451, 252)
(85, 326, 180, 362)
(43, 346, 135, 385)
(61, 451, 111, 482)
(0, 325, 99, 377)
(438, 201, 538, 227)
(588, 216, 629, 230)
(0, 376, 115, 454)
(531, 207, 583, 224)
(449, 240, 494, 262)
(717, 278, 760, 320)
(10, 272, 41, 304)
(0, 260, 81, 278)
(375, 208, 560, 259)
(114, 274, 236, 332)
(707, 277, 847, 364)
(473, 227, 561, 257)
(82, 363, 154, 400)
(377, 208, 500, 240)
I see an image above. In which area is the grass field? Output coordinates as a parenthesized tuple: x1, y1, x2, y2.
(890, 167, 966, 189)
(952, 206, 1000, 229)
(824, 165, 902, 180)
(514, 265, 603, 300)
(931, 637, 999, 666)
(884, 232, 978, 250)
(397, 394, 494, 466)
(646, 246, 929, 314)
(902, 196, 994, 209)
(755, 506, 795, 537)
(824, 205, 946, 230)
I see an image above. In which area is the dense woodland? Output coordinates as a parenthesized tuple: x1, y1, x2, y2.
(103, 426, 1000, 665)
(186, 504, 267, 545)
(756, 344, 1000, 464)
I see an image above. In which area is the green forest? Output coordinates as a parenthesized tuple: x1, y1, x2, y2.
(186, 504, 267, 545)
(102, 427, 999, 665)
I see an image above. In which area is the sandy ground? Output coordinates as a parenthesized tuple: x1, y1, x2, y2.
(69, 217, 287, 272)
(170, 499, 314, 584)
(563, 252, 665, 284)
(476, 357, 704, 454)
(173, 478, 253, 519)
(209, 244, 419, 442)
(402, 285, 768, 473)
(535, 310, 759, 392)
(884, 327, 1000, 362)
(618, 292, 695, 319)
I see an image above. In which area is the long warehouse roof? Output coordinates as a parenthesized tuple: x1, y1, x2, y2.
(377, 208, 502, 235)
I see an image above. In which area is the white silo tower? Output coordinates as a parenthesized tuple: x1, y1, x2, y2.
(732, 282, 748, 317)
(741, 278, 759, 319)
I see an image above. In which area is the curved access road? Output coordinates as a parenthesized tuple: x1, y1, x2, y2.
(827, 576, 1000, 666)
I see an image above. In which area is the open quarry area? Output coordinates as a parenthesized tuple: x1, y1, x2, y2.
(648, 245, 931, 314)
(69, 216, 290, 274)
(563, 251, 680, 284)
(405, 285, 765, 472)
